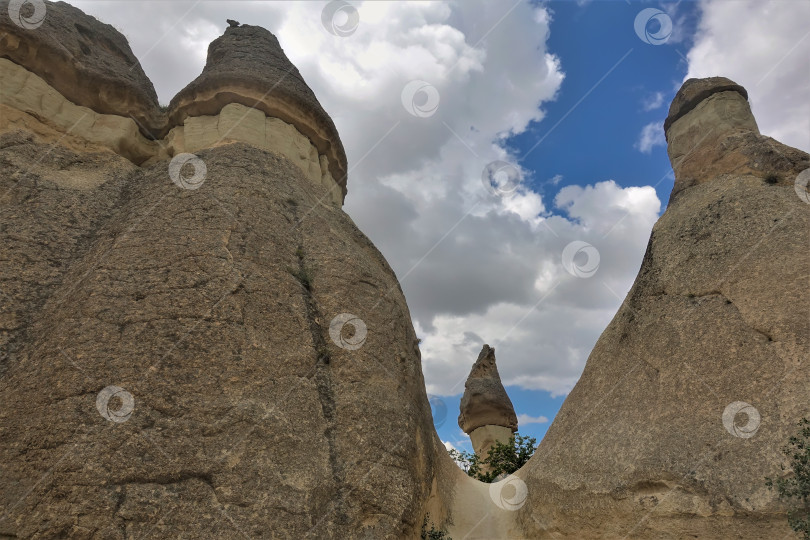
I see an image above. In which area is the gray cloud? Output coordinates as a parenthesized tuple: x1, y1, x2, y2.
(70, 1, 660, 397)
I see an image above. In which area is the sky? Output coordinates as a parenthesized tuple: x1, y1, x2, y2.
(68, 0, 810, 453)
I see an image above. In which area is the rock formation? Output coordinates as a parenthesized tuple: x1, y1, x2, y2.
(1, 2, 807, 538)
(516, 77, 809, 538)
(0, 3, 435, 538)
(458, 345, 518, 460)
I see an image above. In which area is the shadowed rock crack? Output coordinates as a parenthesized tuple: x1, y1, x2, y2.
(288, 203, 348, 533)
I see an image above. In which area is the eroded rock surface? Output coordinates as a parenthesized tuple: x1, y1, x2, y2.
(167, 23, 348, 202)
(518, 77, 809, 538)
(0, 0, 163, 135)
(0, 3, 436, 538)
(458, 345, 519, 435)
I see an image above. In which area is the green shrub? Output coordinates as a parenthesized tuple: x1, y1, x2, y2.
(448, 433, 536, 483)
(420, 513, 451, 540)
(766, 418, 810, 538)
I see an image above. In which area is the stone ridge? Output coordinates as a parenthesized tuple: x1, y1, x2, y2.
(458, 344, 518, 434)
(167, 24, 349, 201)
(663, 76, 748, 135)
(0, 0, 163, 136)
(0, 1, 350, 204)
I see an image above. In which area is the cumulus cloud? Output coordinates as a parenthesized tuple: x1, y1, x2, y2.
(685, 0, 810, 151)
(517, 414, 549, 425)
(70, 0, 660, 398)
(641, 91, 665, 112)
(635, 121, 667, 153)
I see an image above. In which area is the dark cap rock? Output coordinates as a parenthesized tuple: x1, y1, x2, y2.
(663, 76, 748, 134)
(0, 0, 162, 136)
(458, 345, 518, 434)
(167, 24, 348, 201)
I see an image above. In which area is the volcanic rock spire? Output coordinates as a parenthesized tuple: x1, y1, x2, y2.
(168, 22, 348, 202)
(458, 345, 518, 459)
(519, 76, 809, 538)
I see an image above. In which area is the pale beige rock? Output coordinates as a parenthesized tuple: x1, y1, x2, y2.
(0, 58, 157, 164)
(470, 424, 514, 461)
(0, 60, 342, 205)
(173, 103, 341, 205)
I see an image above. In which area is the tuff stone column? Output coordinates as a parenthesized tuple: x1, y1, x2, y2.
(458, 345, 518, 464)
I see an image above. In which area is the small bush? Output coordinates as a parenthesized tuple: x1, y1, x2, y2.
(766, 418, 810, 539)
(448, 433, 536, 483)
(286, 265, 313, 291)
(420, 513, 451, 539)
(765, 174, 780, 184)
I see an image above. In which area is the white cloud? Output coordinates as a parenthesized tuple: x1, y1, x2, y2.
(69, 1, 660, 399)
(641, 91, 665, 112)
(685, 0, 810, 151)
(635, 121, 666, 153)
(517, 414, 549, 425)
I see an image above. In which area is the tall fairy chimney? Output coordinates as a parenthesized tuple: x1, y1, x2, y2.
(458, 345, 518, 463)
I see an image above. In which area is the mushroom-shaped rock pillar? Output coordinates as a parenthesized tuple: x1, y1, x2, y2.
(166, 23, 349, 205)
(458, 345, 518, 462)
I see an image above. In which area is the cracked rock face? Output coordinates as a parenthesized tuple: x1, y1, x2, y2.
(519, 78, 810, 538)
(0, 4, 436, 538)
(458, 345, 518, 434)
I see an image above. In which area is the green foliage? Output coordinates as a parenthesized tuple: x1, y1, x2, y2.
(766, 418, 810, 538)
(420, 513, 451, 539)
(286, 265, 313, 291)
(448, 433, 536, 483)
